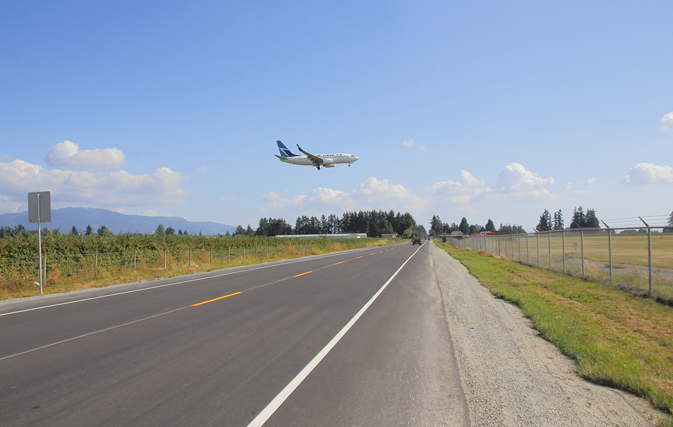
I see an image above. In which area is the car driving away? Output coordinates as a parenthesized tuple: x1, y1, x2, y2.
(411, 236, 422, 245)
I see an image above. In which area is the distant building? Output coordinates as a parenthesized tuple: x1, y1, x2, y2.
(381, 233, 398, 238)
(274, 233, 367, 239)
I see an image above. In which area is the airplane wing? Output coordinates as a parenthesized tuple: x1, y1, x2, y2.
(296, 145, 323, 167)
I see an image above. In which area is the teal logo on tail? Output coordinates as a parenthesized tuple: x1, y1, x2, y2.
(277, 140, 299, 157)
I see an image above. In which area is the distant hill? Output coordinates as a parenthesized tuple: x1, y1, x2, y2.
(0, 207, 237, 236)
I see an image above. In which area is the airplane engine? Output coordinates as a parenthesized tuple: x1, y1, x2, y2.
(322, 158, 334, 165)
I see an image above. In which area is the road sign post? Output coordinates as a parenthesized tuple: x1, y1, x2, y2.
(28, 191, 51, 295)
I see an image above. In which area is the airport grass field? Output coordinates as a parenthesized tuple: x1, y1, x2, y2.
(436, 241, 673, 425)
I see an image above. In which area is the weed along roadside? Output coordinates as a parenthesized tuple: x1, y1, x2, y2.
(435, 241, 673, 423)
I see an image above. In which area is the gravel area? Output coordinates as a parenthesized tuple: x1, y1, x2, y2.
(430, 242, 666, 427)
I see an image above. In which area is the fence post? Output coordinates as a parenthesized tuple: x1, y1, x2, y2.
(518, 233, 521, 262)
(639, 217, 653, 297)
(164, 249, 167, 270)
(243, 246, 246, 261)
(601, 221, 612, 286)
(536, 233, 540, 268)
(266, 245, 269, 258)
(526, 234, 529, 265)
(548, 231, 552, 271)
(134, 250, 137, 271)
(210, 247, 212, 264)
(228, 247, 230, 263)
(189, 248, 191, 267)
(94, 250, 98, 278)
(580, 229, 585, 279)
(562, 230, 566, 274)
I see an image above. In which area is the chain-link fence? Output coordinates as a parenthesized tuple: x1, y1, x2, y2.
(447, 226, 673, 304)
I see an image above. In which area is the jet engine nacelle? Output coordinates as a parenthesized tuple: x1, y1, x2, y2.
(322, 158, 333, 165)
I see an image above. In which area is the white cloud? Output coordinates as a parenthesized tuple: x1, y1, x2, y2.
(262, 191, 307, 210)
(138, 210, 173, 217)
(0, 154, 10, 160)
(573, 190, 594, 195)
(353, 177, 427, 210)
(401, 139, 426, 150)
(45, 140, 125, 167)
(427, 170, 492, 203)
(495, 163, 559, 201)
(197, 166, 208, 173)
(0, 159, 186, 211)
(624, 163, 673, 184)
(563, 182, 573, 190)
(0, 195, 21, 213)
(659, 112, 673, 129)
(583, 177, 596, 186)
(219, 196, 227, 201)
(262, 177, 426, 214)
(309, 187, 350, 205)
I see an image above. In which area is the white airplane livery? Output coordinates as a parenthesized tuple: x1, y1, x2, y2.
(274, 141, 359, 170)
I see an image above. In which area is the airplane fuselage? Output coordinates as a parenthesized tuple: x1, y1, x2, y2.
(275, 153, 358, 167)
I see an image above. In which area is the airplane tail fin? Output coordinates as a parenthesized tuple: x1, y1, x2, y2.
(277, 140, 299, 157)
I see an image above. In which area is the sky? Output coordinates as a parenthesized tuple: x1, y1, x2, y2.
(1, 1, 672, 231)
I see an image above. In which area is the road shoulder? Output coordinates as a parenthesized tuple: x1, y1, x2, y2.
(430, 242, 663, 426)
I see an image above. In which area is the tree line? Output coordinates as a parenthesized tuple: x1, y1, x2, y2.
(535, 206, 599, 232)
(429, 215, 525, 236)
(236, 210, 422, 238)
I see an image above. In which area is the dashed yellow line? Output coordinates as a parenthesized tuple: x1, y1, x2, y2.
(294, 271, 312, 278)
(334, 261, 344, 265)
(356, 256, 363, 259)
(192, 292, 242, 307)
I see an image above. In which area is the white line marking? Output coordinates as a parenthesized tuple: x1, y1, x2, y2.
(247, 244, 423, 427)
(0, 307, 188, 362)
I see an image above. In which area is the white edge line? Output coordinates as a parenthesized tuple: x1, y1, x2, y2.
(0, 244, 404, 318)
(0, 306, 189, 362)
(246, 243, 423, 427)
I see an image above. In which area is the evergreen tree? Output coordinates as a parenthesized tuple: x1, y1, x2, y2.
(665, 211, 673, 233)
(584, 209, 599, 228)
(459, 217, 469, 235)
(429, 215, 444, 236)
(233, 225, 246, 236)
(485, 219, 496, 232)
(570, 207, 585, 229)
(553, 209, 564, 230)
(154, 224, 165, 235)
(536, 209, 551, 231)
(165, 226, 176, 235)
(97, 225, 112, 237)
(245, 225, 254, 236)
(70, 226, 79, 236)
(85, 225, 94, 236)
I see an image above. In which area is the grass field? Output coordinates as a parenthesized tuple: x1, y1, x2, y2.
(457, 232, 673, 304)
(436, 241, 673, 426)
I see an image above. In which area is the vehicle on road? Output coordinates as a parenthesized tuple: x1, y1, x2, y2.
(411, 236, 422, 245)
(274, 141, 359, 170)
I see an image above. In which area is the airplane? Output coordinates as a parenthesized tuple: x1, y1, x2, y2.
(274, 141, 359, 170)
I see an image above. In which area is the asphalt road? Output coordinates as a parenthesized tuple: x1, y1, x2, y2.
(0, 242, 468, 426)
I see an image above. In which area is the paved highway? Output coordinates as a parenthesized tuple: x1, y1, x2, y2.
(0, 242, 468, 426)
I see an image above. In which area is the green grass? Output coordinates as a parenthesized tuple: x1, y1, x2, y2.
(436, 242, 673, 424)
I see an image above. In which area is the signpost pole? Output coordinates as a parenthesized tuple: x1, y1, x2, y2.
(37, 194, 43, 295)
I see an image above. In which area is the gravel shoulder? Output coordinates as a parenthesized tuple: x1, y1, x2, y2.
(430, 242, 665, 427)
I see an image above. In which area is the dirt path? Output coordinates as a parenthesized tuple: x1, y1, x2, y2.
(430, 242, 665, 426)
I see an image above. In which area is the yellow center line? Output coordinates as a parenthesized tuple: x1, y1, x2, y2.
(294, 271, 312, 277)
(356, 256, 363, 259)
(370, 253, 376, 255)
(192, 292, 242, 307)
(334, 261, 345, 265)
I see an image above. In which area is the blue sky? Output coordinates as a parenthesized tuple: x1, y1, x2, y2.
(1, 1, 672, 231)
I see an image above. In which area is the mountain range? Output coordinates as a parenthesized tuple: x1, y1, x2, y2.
(0, 207, 237, 236)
